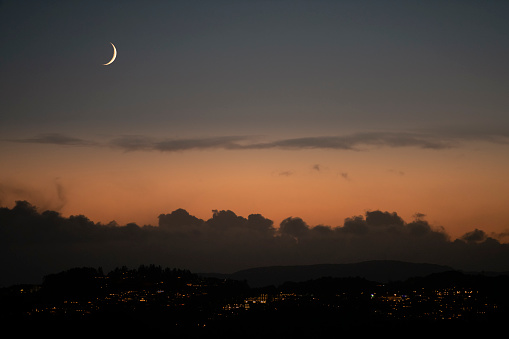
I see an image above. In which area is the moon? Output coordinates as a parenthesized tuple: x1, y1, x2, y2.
(103, 42, 117, 66)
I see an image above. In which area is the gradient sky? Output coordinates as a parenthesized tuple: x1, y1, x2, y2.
(2, 0, 509, 243)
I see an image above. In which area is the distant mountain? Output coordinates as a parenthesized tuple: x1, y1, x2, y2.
(200, 260, 455, 287)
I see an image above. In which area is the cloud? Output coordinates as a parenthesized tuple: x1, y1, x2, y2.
(278, 170, 294, 177)
(256, 132, 452, 150)
(1, 201, 509, 287)
(110, 135, 250, 152)
(340, 172, 350, 181)
(8, 128, 509, 153)
(105, 132, 470, 151)
(493, 231, 509, 242)
(460, 229, 488, 244)
(12, 133, 96, 146)
(0, 180, 67, 212)
(158, 208, 204, 230)
(279, 217, 310, 241)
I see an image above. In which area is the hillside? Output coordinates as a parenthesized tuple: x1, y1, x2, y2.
(201, 260, 455, 287)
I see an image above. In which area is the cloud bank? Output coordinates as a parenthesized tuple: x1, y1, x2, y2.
(1, 201, 509, 287)
(8, 128, 509, 153)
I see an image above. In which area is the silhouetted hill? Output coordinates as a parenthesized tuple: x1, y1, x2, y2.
(3, 262, 509, 335)
(201, 260, 455, 287)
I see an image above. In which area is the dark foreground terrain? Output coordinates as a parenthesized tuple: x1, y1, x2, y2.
(2, 263, 508, 336)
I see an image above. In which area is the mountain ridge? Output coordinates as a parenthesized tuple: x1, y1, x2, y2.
(200, 260, 459, 287)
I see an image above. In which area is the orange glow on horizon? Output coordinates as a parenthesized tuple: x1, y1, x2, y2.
(1, 141, 508, 241)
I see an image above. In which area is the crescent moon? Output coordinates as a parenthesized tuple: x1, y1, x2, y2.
(103, 42, 117, 66)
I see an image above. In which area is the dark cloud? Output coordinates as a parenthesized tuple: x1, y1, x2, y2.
(1, 201, 509, 287)
(340, 215, 369, 235)
(155, 136, 249, 152)
(340, 172, 350, 180)
(8, 128, 509, 153)
(279, 217, 310, 241)
(365, 211, 405, 228)
(12, 133, 96, 146)
(238, 132, 453, 151)
(158, 208, 204, 230)
(461, 229, 488, 244)
(112, 132, 460, 151)
(493, 231, 509, 242)
(110, 135, 251, 152)
(277, 170, 294, 177)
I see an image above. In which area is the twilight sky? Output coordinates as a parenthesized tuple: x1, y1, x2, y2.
(1, 1, 509, 282)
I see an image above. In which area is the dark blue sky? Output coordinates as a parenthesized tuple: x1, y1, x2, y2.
(2, 0, 509, 139)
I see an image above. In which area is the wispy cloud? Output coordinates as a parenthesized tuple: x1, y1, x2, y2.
(103, 129, 509, 152)
(278, 170, 294, 177)
(109, 132, 454, 152)
(8, 129, 509, 153)
(12, 133, 96, 146)
(340, 172, 350, 181)
(243, 132, 454, 151)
